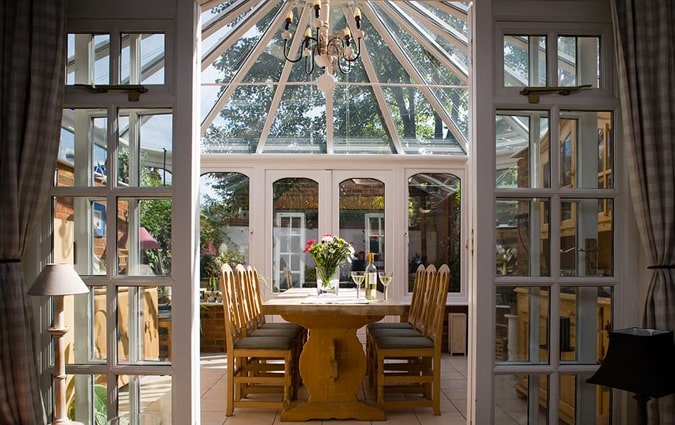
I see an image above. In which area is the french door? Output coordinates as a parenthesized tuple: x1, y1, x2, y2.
(265, 169, 396, 293)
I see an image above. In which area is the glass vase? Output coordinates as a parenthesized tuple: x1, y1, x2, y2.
(316, 267, 339, 296)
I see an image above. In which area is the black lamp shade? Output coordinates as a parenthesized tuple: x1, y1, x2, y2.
(587, 328, 675, 398)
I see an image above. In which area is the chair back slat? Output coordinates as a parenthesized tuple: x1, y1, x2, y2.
(220, 264, 243, 347)
(246, 265, 266, 327)
(413, 264, 437, 334)
(424, 264, 450, 342)
(235, 264, 258, 336)
(407, 264, 427, 327)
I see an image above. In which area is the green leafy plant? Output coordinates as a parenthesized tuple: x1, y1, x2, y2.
(304, 234, 354, 287)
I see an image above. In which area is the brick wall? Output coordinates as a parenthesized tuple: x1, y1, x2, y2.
(200, 304, 226, 352)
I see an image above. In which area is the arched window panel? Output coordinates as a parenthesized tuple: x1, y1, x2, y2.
(199, 172, 250, 289)
(272, 178, 319, 291)
(407, 173, 461, 292)
(339, 177, 386, 272)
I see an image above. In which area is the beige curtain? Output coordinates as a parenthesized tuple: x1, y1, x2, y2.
(611, 0, 675, 424)
(0, 0, 66, 423)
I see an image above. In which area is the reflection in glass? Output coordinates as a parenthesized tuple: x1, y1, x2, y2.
(503, 35, 546, 87)
(67, 34, 110, 85)
(495, 199, 550, 277)
(559, 111, 613, 189)
(339, 178, 385, 285)
(58, 109, 108, 187)
(273, 178, 318, 291)
(53, 197, 108, 275)
(495, 112, 550, 189)
(199, 172, 249, 291)
(118, 198, 172, 277)
(116, 375, 171, 421)
(560, 199, 613, 277)
(557, 36, 600, 88)
(495, 286, 549, 364)
(117, 287, 169, 364)
(559, 373, 610, 424)
(117, 110, 173, 187)
(495, 374, 549, 423)
(407, 173, 461, 292)
(70, 375, 107, 424)
(556, 287, 613, 365)
(121, 33, 165, 85)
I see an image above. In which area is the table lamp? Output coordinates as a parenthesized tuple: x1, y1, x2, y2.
(586, 327, 675, 425)
(28, 263, 89, 425)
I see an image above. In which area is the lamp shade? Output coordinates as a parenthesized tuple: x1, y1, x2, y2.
(586, 328, 675, 398)
(27, 263, 89, 296)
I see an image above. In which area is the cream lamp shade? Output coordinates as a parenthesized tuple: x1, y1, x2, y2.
(28, 263, 89, 296)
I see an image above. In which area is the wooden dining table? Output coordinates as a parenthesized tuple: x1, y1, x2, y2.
(263, 288, 406, 421)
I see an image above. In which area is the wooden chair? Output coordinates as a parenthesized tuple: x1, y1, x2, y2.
(365, 264, 430, 383)
(244, 265, 306, 388)
(220, 264, 295, 416)
(244, 265, 305, 338)
(367, 264, 427, 332)
(369, 264, 450, 415)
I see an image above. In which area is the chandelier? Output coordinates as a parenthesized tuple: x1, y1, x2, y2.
(281, 0, 364, 92)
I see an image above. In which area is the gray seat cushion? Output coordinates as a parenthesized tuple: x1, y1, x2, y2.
(370, 328, 423, 339)
(234, 336, 294, 350)
(367, 322, 413, 330)
(251, 327, 302, 338)
(375, 336, 434, 349)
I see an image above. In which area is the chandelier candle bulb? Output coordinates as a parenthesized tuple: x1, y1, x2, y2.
(343, 27, 351, 39)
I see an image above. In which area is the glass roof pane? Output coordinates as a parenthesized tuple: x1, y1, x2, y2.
(264, 85, 326, 153)
(332, 83, 392, 154)
(200, 1, 471, 156)
(371, 3, 463, 86)
(202, 84, 280, 153)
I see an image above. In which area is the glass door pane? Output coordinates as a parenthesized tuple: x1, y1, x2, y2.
(272, 178, 319, 291)
(338, 178, 385, 285)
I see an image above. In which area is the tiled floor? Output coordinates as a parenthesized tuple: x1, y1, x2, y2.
(199, 352, 469, 425)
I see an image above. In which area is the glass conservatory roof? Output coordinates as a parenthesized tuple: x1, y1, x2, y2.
(199, 0, 470, 155)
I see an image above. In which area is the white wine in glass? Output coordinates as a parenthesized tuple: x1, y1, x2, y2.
(350, 271, 365, 299)
(378, 272, 393, 301)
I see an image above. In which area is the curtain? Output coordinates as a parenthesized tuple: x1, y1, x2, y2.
(611, 0, 675, 423)
(0, 0, 66, 423)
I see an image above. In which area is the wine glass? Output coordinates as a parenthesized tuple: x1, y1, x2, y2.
(378, 271, 393, 302)
(350, 271, 365, 299)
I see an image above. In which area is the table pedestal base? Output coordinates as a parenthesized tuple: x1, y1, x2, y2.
(280, 313, 386, 421)
(281, 400, 385, 421)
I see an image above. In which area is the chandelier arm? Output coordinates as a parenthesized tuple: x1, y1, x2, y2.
(283, 38, 304, 63)
(344, 37, 362, 63)
(337, 58, 351, 74)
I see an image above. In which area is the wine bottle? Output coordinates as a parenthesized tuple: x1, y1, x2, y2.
(365, 252, 378, 300)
